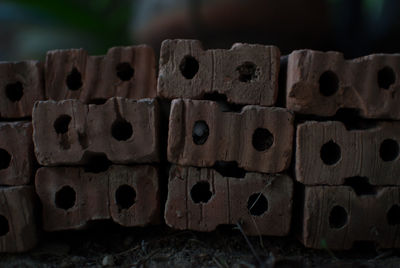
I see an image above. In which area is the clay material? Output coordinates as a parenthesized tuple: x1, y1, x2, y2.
(45, 46, 156, 102)
(0, 61, 44, 118)
(35, 165, 160, 231)
(168, 99, 294, 173)
(0, 186, 38, 252)
(164, 165, 293, 236)
(286, 50, 400, 119)
(296, 121, 400, 185)
(33, 97, 159, 165)
(158, 39, 280, 106)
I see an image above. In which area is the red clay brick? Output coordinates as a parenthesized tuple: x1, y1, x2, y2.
(286, 50, 400, 119)
(33, 97, 159, 166)
(0, 61, 44, 118)
(158, 39, 280, 106)
(168, 99, 294, 173)
(164, 165, 293, 236)
(296, 121, 400, 185)
(0, 186, 38, 252)
(300, 185, 400, 249)
(45, 46, 156, 103)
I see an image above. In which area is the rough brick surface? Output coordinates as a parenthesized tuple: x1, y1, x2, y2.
(296, 121, 400, 185)
(286, 50, 400, 119)
(35, 165, 160, 231)
(0, 122, 34, 186)
(168, 99, 294, 173)
(300, 186, 400, 249)
(0, 186, 38, 252)
(0, 61, 44, 118)
(158, 39, 280, 106)
(33, 97, 159, 165)
(45, 46, 156, 102)
(165, 165, 293, 236)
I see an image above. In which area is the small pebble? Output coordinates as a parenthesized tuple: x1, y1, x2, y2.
(102, 255, 115, 267)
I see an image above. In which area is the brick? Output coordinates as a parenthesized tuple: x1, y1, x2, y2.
(164, 165, 293, 236)
(0, 61, 44, 118)
(35, 165, 160, 231)
(0, 186, 38, 252)
(168, 99, 294, 173)
(286, 50, 400, 119)
(296, 121, 400, 185)
(45, 46, 156, 102)
(0, 122, 34, 186)
(158, 39, 280, 106)
(33, 97, 159, 165)
(300, 185, 400, 249)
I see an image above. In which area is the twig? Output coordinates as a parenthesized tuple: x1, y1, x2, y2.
(236, 221, 263, 267)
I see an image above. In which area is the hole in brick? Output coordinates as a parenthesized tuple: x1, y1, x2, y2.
(190, 181, 213, 204)
(378, 66, 395, 89)
(380, 139, 399, 162)
(247, 193, 268, 216)
(179, 55, 199, 79)
(5, 81, 23, 102)
(66, 68, 83, 90)
(203, 92, 243, 113)
(88, 98, 107, 105)
(111, 118, 133, 141)
(54, 114, 71, 134)
(0, 215, 9, 236)
(213, 161, 246, 178)
(329, 205, 348, 229)
(252, 128, 274, 151)
(236, 61, 257, 82)
(344, 177, 376, 196)
(387, 204, 400, 225)
(55, 186, 76, 210)
(0, 149, 11, 170)
(192, 120, 209, 145)
(115, 184, 136, 209)
(116, 62, 134, 81)
(319, 70, 339, 96)
(320, 140, 341, 165)
(83, 153, 112, 173)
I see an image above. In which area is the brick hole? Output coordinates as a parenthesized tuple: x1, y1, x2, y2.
(319, 70, 339, 96)
(55, 186, 76, 210)
(116, 62, 134, 81)
(54, 114, 71, 134)
(115, 184, 136, 209)
(190, 181, 213, 204)
(387, 204, 400, 225)
(236, 61, 257, 83)
(247, 193, 268, 216)
(179, 55, 199, 79)
(252, 128, 274, 151)
(0, 148, 11, 170)
(5, 81, 23, 102)
(192, 120, 209, 145)
(66, 68, 83, 90)
(213, 161, 246, 178)
(320, 140, 341, 165)
(329, 205, 348, 229)
(111, 118, 133, 141)
(83, 153, 112, 173)
(379, 139, 399, 162)
(344, 176, 376, 196)
(378, 66, 396, 89)
(0, 215, 9, 236)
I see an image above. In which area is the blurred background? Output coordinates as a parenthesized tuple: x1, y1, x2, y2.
(1, 0, 400, 61)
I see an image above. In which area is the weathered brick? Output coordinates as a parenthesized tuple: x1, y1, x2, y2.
(0, 186, 38, 252)
(0, 61, 44, 118)
(158, 39, 280, 106)
(300, 185, 400, 249)
(286, 50, 400, 119)
(165, 165, 293, 236)
(45, 46, 156, 102)
(296, 121, 400, 185)
(35, 165, 160, 231)
(33, 97, 159, 166)
(168, 99, 294, 173)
